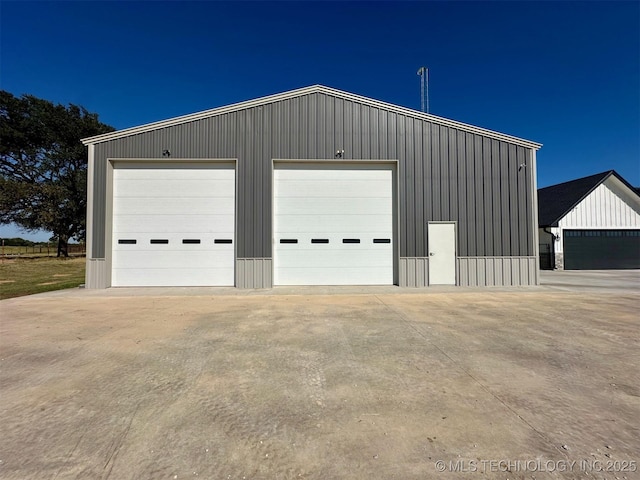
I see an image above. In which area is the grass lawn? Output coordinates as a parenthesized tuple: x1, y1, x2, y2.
(0, 257, 85, 300)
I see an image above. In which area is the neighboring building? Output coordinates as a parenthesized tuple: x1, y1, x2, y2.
(538, 170, 640, 270)
(81, 85, 542, 289)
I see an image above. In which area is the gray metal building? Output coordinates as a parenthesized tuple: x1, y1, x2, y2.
(82, 85, 542, 289)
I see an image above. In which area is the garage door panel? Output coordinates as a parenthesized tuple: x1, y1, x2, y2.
(275, 236, 393, 245)
(274, 165, 394, 285)
(113, 234, 235, 244)
(275, 215, 392, 233)
(113, 244, 234, 253)
(274, 197, 392, 215)
(113, 197, 235, 216)
(112, 163, 235, 287)
(112, 268, 235, 287)
(113, 214, 234, 233)
(114, 179, 234, 198)
(275, 180, 391, 198)
(113, 250, 234, 270)
(114, 165, 234, 180)
(276, 249, 392, 268)
(275, 267, 392, 286)
(276, 167, 391, 180)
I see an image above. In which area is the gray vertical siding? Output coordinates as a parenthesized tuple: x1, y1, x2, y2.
(236, 258, 273, 289)
(457, 257, 537, 287)
(399, 257, 429, 287)
(92, 92, 536, 260)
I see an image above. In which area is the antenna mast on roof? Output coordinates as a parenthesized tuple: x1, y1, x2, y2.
(417, 67, 429, 113)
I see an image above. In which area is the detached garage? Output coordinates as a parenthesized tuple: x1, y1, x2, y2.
(82, 85, 542, 288)
(538, 170, 640, 270)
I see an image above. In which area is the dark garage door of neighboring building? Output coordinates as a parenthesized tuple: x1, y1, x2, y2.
(563, 230, 640, 269)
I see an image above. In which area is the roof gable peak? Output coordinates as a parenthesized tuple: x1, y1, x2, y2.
(82, 84, 542, 149)
(538, 170, 639, 227)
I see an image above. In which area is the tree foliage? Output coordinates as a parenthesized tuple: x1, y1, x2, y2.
(0, 237, 40, 247)
(0, 91, 114, 256)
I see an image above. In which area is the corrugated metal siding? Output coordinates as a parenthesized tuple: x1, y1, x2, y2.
(92, 92, 536, 259)
(399, 257, 429, 287)
(85, 259, 108, 289)
(92, 167, 106, 257)
(457, 257, 537, 286)
(236, 258, 273, 289)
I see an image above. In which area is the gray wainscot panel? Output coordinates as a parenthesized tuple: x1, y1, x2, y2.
(236, 258, 273, 289)
(457, 257, 538, 286)
(399, 257, 430, 287)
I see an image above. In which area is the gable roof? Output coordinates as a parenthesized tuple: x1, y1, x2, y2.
(538, 170, 640, 227)
(81, 84, 542, 149)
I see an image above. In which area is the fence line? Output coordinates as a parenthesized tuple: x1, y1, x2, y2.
(0, 244, 86, 257)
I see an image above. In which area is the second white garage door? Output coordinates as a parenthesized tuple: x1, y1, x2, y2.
(273, 163, 394, 285)
(112, 162, 235, 287)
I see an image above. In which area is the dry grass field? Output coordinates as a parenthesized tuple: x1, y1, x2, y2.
(0, 257, 85, 300)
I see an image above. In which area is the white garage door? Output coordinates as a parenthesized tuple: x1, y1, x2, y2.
(274, 163, 394, 285)
(112, 162, 235, 287)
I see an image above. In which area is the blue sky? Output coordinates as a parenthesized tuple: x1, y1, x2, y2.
(1, 1, 639, 241)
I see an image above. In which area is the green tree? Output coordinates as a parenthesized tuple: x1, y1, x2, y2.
(0, 91, 114, 256)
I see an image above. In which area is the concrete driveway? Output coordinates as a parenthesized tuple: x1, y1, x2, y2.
(1, 278, 639, 479)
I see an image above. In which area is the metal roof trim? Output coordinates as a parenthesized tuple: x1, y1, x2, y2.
(82, 85, 542, 149)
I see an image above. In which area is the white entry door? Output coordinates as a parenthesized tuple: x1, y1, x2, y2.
(112, 162, 235, 287)
(273, 163, 394, 285)
(428, 223, 456, 285)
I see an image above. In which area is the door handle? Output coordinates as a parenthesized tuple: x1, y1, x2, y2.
(429, 252, 435, 256)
